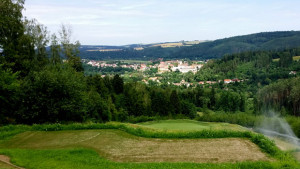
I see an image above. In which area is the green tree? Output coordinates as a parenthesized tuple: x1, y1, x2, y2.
(58, 24, 83, 72)
(0, 0, 36, 77)
(112, 74, 124, 94)
(170, 90, 181, 115)
(23, 18, 49, 69)
(0, 65, 20, 124)
(50, 33, 61, 65)
(19, 65, 87, 124)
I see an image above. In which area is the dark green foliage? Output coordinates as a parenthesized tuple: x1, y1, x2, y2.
(169, 90, 181, 115)
(196, 112, 262, 127)
(19, 65, 87, 123)
(112, 74, 123, 94)
(257, 77, 300, 115)
(0, 65, 20, 124)
(180, 100, 197, 118)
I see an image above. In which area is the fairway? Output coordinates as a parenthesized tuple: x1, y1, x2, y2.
(138, 119, 247, 131)
(0, 129, 268, 163)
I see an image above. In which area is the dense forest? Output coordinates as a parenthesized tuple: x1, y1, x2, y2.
(1, 0, 300, 126)
(79, 31, 300, 60)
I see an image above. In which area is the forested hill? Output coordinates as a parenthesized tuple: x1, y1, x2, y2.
(79, 31, 300, 60)
(174, 31, 300, 59)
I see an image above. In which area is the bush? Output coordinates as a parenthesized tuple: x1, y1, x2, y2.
(196, 111, 263, 127)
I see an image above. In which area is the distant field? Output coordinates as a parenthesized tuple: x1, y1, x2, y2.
(273, 56, 300, 62)
(152, 42, 184, 48)
(150, 41, 204, 48)
(293, 56, 300, 61)
(138, 119, 247, 131)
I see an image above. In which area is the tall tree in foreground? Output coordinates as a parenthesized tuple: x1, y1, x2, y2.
(58, 24, 83, 72)
(0, 0, 36, 77)
(23, 18, 49, 69)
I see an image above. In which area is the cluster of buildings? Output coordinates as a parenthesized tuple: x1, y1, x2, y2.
(158, 60, 203, 73)
(142, 78, 244, 87)
(85, 60, 204, 74)
(86, 61, 118, 68)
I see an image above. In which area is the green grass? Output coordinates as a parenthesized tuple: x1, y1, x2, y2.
(0, 149, 298, 169)
(138, 119, 247, 131)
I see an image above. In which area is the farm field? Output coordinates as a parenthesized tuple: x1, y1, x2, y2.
(0, 121, 299, 169)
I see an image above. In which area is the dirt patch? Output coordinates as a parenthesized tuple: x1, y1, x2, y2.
(1, 130, 270, 163)
(0, 155, 24, 169)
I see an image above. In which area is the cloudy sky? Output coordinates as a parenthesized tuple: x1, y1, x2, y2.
(24, 0, 300, 45)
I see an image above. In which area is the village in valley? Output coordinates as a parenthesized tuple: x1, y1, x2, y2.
(84, 59, 245, 87)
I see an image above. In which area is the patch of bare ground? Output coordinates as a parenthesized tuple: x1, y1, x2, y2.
(1, 130, 270, 163)
(0, 155, 24, 169)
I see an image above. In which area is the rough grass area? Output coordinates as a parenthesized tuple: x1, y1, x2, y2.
(138, 119, 247, 131)
(0, 130, 269, 163)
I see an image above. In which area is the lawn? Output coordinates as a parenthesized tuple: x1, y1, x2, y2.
(138, 119, 247, 131)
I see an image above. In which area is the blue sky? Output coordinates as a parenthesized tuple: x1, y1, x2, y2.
(24, 0, 300, 45)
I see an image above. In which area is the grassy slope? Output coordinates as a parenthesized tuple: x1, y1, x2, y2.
(0, 121, 299, 169)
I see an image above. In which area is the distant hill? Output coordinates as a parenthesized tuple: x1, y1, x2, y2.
(173, 31, 300, 59)
(79, 31, 300, 60)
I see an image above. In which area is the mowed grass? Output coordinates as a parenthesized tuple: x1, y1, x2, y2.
(138, 119, 247, 131)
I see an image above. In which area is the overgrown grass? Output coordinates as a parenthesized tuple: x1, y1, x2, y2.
(0, 148, 298, 169)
